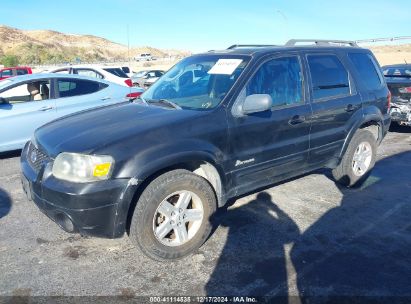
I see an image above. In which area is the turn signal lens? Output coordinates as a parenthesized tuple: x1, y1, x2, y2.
(93, 163, 112, 177)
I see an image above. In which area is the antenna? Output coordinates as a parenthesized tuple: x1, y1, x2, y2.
(405, 59, 408, 64)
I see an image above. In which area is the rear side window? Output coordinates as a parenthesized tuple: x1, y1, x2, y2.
(75, 69, 103, 79)
(348, 53, 382, 90)
(16, 69, 29, 76)
(57, 79, 108, 98)
(103, 68, 128, 78)
(307, 54, 350, 100)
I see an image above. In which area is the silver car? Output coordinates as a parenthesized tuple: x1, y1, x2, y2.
(0, 74, 143, 152)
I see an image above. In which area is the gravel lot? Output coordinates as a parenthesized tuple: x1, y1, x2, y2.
(0, 126, 410, 301)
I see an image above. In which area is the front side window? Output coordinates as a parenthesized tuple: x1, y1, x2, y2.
(245, 56, 304, 107)
(1, 69, 12, 77)
(308, 54, 350, 100)
(348, 53, 382, 90)
(142, 55, 249, 110)
(57, 79, 106, 98)
(0, 80, 50, 104)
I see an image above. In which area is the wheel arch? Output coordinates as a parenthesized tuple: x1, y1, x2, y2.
(123, 152, 226, 235)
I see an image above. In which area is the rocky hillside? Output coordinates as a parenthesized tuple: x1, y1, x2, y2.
(0, 25, 188, 64)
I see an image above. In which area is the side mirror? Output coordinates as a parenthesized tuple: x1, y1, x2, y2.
(242, 94, 272, 115)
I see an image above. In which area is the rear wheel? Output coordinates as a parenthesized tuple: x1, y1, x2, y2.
(332, 129, 377, 187)
(130, 169, 216, 261)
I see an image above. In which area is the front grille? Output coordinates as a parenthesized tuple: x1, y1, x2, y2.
(27, 142, 50, 172)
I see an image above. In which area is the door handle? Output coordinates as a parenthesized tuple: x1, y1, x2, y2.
(38, 106, 53, 111)
(101, 96, 111, 101)
(288, 115, 306, 126)
(345, 104, 355, 112)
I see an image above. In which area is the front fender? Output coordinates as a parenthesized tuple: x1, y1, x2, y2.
(116, 139, 225, 180)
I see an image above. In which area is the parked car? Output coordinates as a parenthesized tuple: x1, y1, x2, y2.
(48, 65, 133, 87)
(0, 74, 143, 152)
(382, 64, 411, 126)
(134, 53, 152, 61)
(131, 70, 164, 87)
(0, 66, 32, 81)
(21, 40, 391, 261)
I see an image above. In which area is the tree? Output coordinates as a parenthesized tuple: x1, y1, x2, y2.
(1, 55, 19, 67)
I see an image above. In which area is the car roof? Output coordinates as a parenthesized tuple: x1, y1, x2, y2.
(1, 73, 114, 85)
(0, 66, 31, 70)
(200, 44, 368, 58)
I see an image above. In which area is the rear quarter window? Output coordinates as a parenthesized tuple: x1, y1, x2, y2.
(348, 53, 383, 90)
(57, 79, 108, 98)
(103, 68, 128, 78)
(307, 54, 351, 100)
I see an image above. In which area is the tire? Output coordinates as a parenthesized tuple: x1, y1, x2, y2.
(332, 129, 377, 187)
(130, 169, 217, 261)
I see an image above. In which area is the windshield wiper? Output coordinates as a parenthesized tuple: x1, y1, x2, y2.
(146, 99, 182, 110)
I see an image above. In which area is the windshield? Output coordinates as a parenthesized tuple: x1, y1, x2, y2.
(383, 67, 411, 77)
(141, 55, 249, 110)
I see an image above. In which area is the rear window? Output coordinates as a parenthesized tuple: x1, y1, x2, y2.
(348, 53, 382, 90)
(122, 67, 130, 73)
(383, 67, 411, 77)
(307, 54, 351, 100)
(103, 68, 128, 78)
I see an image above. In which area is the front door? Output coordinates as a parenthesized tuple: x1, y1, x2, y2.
(0, 79, 55, 151)
(227, 55, 312, 195)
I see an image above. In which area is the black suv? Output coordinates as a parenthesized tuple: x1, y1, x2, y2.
(21, 39, 391, 260)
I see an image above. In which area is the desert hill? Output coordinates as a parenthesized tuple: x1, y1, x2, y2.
(0, 25, 188, 64)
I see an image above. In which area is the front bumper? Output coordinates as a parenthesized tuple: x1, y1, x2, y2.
(20, 142, 137, 238)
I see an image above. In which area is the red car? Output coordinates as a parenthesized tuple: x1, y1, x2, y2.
(0, 66, 32, 81)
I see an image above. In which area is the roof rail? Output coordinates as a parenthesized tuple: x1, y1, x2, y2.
(227, 44, 278, 49)
(285, 39, 358, 47)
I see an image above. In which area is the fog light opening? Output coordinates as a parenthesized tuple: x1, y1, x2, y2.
(55, 213, 75, 233)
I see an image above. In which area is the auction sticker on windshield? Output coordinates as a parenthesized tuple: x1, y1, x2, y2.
(208, 59, 243, 75)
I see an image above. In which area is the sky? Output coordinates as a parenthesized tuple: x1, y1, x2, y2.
(1, 0, 410, 52)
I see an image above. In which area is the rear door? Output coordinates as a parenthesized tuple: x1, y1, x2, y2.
(228, 54, 312, 194)
(305, 52, 362, 166)
(0, 79, 55, 150)
(54, 78, 114, 118)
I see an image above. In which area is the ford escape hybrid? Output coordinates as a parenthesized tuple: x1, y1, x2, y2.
(21, 39, 391, 260)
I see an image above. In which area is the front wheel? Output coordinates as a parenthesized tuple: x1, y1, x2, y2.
(332, 129, 377, 187)
(129, 169, 216, 261)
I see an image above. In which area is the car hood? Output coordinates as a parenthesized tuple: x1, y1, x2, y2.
(35, 102, 202, 157)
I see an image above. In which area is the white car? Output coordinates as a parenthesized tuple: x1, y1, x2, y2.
(134, 53, 152, 62)
(48, 65, 133, 87)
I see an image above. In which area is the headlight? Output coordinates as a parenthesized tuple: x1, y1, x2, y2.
(52, 153, 114, 183)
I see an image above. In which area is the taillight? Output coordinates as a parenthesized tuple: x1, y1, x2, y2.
(387, 90, 391, 111)
(124, 79, 132, 87)
(399, 87, 411, 94)
(126, 92, 142, 99)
